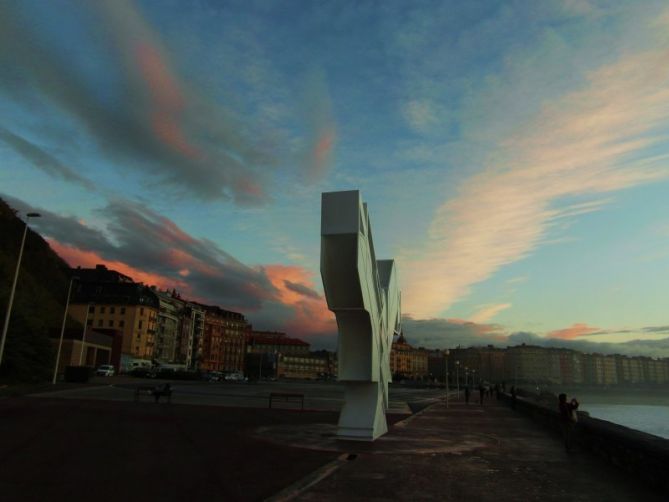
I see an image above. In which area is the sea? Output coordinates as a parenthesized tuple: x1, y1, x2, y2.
(556, 388, 669, 440)
(581, 404, 669, 439)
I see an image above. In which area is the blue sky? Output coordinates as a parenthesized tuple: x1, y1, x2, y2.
(2, 0, 669, 354)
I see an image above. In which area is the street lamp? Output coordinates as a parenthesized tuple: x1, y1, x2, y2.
(79, 303, 92, 366)
(0, 212, 41, 368)
(455, 360, 460, 398)
(444, 349, 450, 408)
(53, 275, 78, 384)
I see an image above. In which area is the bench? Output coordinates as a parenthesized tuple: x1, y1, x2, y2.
(134, 383, 172, 403)
(269, 392, 304, 410)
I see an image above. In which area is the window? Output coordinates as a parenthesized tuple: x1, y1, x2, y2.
(100, 306, 106, 314)
(140, 308, 145, 316)
(108, 320, 114, 327)
(120, 307, 126, 315)
(110, 307, 115, 314)
(119, 320, 125, 328)
(138, 320, 143, 329)
(97, 319, 103, 327)
(88, 305, 95, 313)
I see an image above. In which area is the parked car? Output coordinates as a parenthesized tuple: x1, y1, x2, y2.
(130, 367, 155, 378)
(204, 371, 223, 382)
(96, 365, 115, 377)
(225, 372, 245, 382)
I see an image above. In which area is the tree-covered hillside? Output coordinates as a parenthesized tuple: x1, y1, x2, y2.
(0, 198, 79, 382)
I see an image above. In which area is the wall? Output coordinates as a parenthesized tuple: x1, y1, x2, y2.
(500, 392, 669, 494)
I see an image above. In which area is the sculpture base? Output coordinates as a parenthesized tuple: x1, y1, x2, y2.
(336, 381, 388, 441)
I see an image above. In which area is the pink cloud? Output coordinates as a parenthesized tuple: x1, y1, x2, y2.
(402, 36, 669, 319)
(547, 323, 602, 340)
(48, 238, 190, 293)
(265, 264, 336, 337)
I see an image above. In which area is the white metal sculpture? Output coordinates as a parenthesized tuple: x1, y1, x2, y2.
(321, 190, 401, 441)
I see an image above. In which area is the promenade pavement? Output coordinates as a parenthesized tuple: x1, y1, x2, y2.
(1, 387, 662, 501)
(0, 397, 341, 502)
(294, 396, 663, 502)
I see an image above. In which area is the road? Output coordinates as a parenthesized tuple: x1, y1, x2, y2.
(30, 377, 448, 413)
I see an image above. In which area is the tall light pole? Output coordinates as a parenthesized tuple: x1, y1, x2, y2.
(445, 349, 450, 408)
(53, 275, 78, 384)
(456, 360, 460, 398)
(79, 304, 91, 366)
(0, 212, 41, 368)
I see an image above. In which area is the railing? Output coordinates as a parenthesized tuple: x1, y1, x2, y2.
(500, 392, 669, 494)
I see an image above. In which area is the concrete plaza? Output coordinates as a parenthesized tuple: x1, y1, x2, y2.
(28, 377, 446, 414)
(1, 381, 661, 501)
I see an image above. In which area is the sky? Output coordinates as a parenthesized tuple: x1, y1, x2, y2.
(1, 0, 669, 356)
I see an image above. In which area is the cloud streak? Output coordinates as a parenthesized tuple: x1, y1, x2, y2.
(469, 303, 512, 324)
(0, 0, 333, 203)
(0, 127, 94, 190)
(547, 323, 601, 340)
(2, 193, 335, 338)
(403, 27, 669, 318)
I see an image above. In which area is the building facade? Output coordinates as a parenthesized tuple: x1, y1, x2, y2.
(390, 334, 428, 380)
(200, 305, 248, 373)
(68, 265, 159, 360)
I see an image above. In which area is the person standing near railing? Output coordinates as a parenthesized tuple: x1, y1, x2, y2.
(558, 393, 579, 452)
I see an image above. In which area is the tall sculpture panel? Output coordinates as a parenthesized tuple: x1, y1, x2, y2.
(321, 190, 401, 441)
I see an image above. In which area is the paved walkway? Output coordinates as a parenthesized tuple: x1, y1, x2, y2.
(295, 397, 662, 502)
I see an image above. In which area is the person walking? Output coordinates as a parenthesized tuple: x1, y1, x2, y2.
(464, 385, 470, 405)
(558, 393, 579, 452)
(479, 384, 485, 405)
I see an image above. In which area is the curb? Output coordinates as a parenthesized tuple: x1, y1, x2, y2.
(264, 453, 353, 502)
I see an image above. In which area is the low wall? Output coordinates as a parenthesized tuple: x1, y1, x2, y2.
(501, 392, 669, 494)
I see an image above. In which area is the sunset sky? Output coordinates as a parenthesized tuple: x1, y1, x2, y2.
(2, 0, 669, 355)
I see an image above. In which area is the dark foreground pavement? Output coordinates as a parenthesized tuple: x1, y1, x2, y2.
(2, 394, 663, 502)
(0, 397, 340, 502)
(296, 397, 664, 502)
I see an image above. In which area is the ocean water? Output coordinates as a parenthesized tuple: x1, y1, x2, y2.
(581, 404, 669, 439)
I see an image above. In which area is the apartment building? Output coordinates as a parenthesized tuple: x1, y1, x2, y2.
(68, 265, 159, 360)
(200, 304, 248, 373)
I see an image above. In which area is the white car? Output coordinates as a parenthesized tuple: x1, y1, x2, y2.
(225, 372, 245, 381)
(96, 365, 115, 377)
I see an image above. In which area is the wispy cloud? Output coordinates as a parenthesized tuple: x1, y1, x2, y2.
(401, 316, 669, 357)
(469, 303, 512, 324)
(402, 19, 669, 318)
(0, 0, 334, 203)
(3, 193, 335, 338)
(0, 127, 94, 190)
(547, 323, 601, 340)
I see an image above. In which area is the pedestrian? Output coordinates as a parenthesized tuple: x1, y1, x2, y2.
(479, 384, 485, 405)
(510, 385, 517, 410)
(464, 385, 470, 405)
(558, 393, 579, 452)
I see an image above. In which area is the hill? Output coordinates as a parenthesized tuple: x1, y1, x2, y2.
(0, 198, 79, 381)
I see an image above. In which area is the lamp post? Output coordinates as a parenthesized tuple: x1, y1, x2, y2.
(53, 275, 78, 384)
(0, 212, 41, 368)
(456, 360, 460, 398)
(79, 304, 92, 366)
(445, 349, 450, 408)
